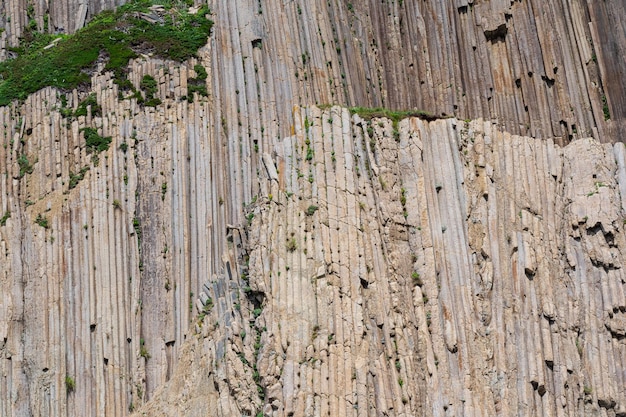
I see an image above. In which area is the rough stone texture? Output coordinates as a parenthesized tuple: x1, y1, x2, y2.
(0, 0, 625, 416)
(136, 108, 626, 417)
(1, 0, 625, 141)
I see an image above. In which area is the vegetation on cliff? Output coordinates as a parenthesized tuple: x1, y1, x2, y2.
(0, 0, 213, 106)
(347, 107, 436, 122)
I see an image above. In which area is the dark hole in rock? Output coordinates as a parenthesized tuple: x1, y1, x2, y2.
(484, 24, 508, 43)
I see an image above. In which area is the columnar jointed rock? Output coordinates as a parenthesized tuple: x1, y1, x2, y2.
(134, 107, 626, 416)
(1, 64, 626, 415)
(0, 55, 240, 415)
(1, 1, 624, 141)
(0, 0, 625, 416)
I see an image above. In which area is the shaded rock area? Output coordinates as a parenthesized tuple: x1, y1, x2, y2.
(0, 1, 625, 417)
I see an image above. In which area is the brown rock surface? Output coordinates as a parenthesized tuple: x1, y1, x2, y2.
(0, 1, 625, 416)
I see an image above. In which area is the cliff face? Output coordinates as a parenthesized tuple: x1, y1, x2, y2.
(0, 1, 625, 416)
(1, 0, 625, 142)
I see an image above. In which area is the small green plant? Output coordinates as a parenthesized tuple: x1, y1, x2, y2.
(65, 375, 76, 393)
(576, 338, 583, 356)
(0, 210, 10, 226)
(286, 237, 297, 252)
(17, 154, 34, 177)
(203, 297, 213, 312)
(81, 127, 112, 153)
(312, 324, 320, 340)
(601, 95, 610, 120)
(140, 75, 161, 107)
(412, 271, 422, 286)
(161, 182, 167, 201)
(305, 205, 319, 216)
(119, 142, 129, 152)
(35, 214, 50, 229)
(68, 166, 89, 189)
(112, 199, 121, 209)
(187, 64, 209, 101)
(132, 217, 141, 238)
(194, 64, 208, 80)
(139, 338, 150, 359)
(74, 93, 101, 117)
(583, 386, 592, 395)
(197, 297, 213, 323)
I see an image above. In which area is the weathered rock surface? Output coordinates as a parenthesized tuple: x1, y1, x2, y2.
(0, 1, 625, 416)
(135, 108, 626, 417)
(1, 0, 625, 141)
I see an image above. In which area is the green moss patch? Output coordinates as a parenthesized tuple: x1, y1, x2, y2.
(0, 0, 213, 106)
(81, 127, 112, 153)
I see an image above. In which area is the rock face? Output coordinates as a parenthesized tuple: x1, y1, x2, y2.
(1, 0, 625, 141)
(132, 108, 626, 417)
(0, 1, 625, 417)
